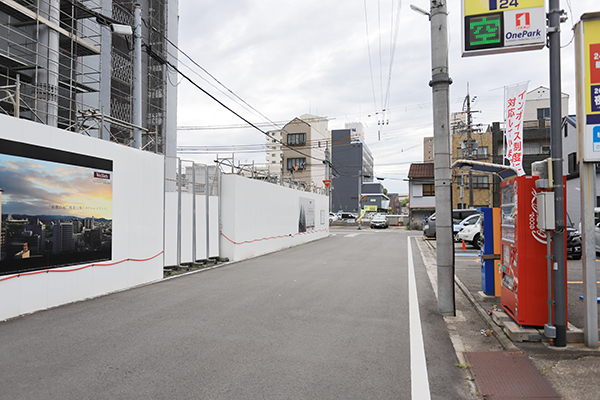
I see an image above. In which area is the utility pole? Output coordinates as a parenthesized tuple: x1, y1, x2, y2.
(324, 146, 332, 212)
(456, 85, 480, 209)
(429, 0, 454, 316)
(465, 91, 474, 208)
(548, 0, 567, 347)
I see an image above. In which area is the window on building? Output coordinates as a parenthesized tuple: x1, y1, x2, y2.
(474, 146, 488, 157)
(568, 152, 578, 175)
(287, 133, 306, 145)
(471, 176, 489, 189)
(537, 108, 550, 119)
(287, 157, 306, 171)
(524, 142, 540, 154)
(457, 146, 488, 159)
(422, 184, 435, 196)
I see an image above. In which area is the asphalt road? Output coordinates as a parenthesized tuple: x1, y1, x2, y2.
(0, 228, 472, 399)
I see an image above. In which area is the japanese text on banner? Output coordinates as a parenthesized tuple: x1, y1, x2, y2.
(504, 83, 528, 176)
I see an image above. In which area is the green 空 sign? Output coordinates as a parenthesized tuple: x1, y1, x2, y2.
(467, 13, 503, 48)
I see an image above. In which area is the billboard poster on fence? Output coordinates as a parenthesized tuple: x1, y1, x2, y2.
(299, 197, 315, 233)
(0, 139, 113, 276)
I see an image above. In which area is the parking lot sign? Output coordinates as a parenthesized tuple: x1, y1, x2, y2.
(577, 16, 600, 161)
(462, 0, 546, 57)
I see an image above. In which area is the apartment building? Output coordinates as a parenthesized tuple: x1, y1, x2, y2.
(281, 114, 330, 190)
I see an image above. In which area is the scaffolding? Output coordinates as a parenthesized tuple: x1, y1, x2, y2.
(0, 0, 169, 153)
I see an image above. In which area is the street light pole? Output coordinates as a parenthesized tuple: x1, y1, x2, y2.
(428, 1, 454, 316)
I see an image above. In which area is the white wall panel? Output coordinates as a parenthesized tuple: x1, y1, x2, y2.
(164, 192, 178, 267)
(0, 115, 164, 321)
(0, 278, 20, 320)
(220, 174, 329, 262)
(195, 198, 208, 261)
(180, 193, 193, 264)
(209, 196, 220, 258)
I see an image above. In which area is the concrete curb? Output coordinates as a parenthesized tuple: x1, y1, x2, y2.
(419, 236, 518, 351)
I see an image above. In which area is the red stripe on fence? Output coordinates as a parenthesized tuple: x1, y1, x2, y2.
(0, 251, 164, 283)
(220, 229, 328, 245)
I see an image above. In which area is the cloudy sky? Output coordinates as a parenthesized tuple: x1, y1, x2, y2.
(176, 0, 597, 194)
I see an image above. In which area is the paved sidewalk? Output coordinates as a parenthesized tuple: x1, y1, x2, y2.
(416, 236, 600, 400)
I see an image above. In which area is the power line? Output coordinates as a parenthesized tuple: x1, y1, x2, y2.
(141, 20, 330, 164)
(142, 17, 286, 133)
(363, 0, 379, 114)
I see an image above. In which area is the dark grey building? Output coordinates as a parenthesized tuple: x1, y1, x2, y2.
(330, 127, 374, 213)
(361, 182, 390, 212)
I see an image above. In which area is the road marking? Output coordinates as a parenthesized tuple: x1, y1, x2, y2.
(342, 232, 375, 237)
(408, 237, 431, 400)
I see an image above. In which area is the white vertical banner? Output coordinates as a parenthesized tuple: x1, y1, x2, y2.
(504, 82, 529, 176)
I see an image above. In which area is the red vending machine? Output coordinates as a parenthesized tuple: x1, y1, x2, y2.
(500, 175, 564, 327)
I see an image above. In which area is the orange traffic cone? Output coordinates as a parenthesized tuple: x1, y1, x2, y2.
(462, 240, 466, 250)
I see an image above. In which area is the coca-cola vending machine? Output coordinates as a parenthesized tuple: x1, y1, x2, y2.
(500, 175, 566, 326)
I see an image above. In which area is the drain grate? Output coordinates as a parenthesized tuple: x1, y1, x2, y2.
(464, 351, 561, 399)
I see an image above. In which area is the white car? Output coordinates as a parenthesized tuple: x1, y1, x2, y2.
(456, 214, 483, 249)
(329, 212, 338, 223)
(453, 213, 480, 242)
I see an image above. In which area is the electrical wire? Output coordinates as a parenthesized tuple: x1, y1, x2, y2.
(165, 58, 324, 163)
(363, 0, 379, 114)
(139, 24, 328, 164)
(561, 0, 575, 49)
(141, 17, 286, 134)
(383, 0, 403, 115)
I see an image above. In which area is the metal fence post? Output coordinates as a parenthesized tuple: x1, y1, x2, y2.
(177, 158, 182, 267)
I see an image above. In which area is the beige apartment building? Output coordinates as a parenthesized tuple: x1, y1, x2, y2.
(281, 114, 330, 190)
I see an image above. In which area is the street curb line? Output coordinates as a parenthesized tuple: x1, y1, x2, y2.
(454, 277, 519, 351)
(419, 237, 518, 351)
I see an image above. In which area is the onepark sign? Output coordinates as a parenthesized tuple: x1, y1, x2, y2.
(462, 0, 546, 57)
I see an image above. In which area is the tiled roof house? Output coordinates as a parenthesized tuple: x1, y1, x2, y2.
(407, 163, 435, 229)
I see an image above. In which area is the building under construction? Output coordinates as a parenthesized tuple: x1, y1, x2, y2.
(0, 0, 178, 156)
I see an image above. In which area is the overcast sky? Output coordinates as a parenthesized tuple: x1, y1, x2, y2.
(175, 0, 597, 194)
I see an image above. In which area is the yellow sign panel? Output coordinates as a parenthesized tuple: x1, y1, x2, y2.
(584, 18, 600, 118)
(364, 205, 377, 212)
(464, 0, 544, 16)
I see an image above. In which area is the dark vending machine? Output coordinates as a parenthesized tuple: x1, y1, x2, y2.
(500, 176, 553, 326)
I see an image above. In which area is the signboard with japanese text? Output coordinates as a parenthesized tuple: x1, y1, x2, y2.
(578, 17, 600, 162)
(0, 138, 113, 276)
(504, 82, 528, 175)
(462, 0, 546, 57)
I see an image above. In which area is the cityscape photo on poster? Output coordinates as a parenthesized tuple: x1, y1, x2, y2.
(0, 139, 112, 276)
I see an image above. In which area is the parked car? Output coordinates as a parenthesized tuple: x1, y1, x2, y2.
(566, 213, 582, 260)
(457, 214, 483, 249)
(338, 212, 358, 220)
(370, 214, 389, 229)
(424, 208, 479, 238)
(329, 212, 339, 223)
(453, 213, 480, 242)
